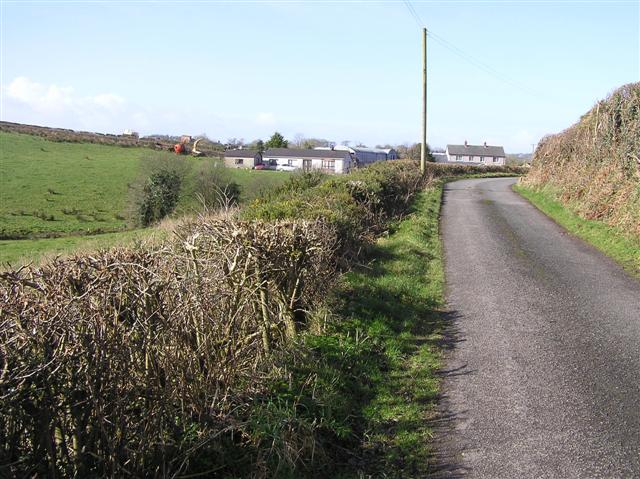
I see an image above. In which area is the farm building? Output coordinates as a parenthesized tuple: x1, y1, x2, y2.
(224, 149, 263, 169)
(315, 145, 398, 166)
(432, 152, 449, 163)
(262, 148, 352, 174)
(445, 141, 506, 165)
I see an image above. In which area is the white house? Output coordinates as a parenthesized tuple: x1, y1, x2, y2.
(262, 148, 352, 174)
(445, 141, 506, 165)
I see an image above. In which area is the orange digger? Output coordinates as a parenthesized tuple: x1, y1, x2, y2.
(173, 136, 203, 156)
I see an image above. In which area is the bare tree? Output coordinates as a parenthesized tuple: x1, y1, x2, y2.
(293, 133, 305, 148)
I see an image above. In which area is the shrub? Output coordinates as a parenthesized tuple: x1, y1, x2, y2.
(137, 170, 182, 226)
(192, 160, 240, 209)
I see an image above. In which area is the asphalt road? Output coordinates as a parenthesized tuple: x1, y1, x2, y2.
(433, 177, 640, 478)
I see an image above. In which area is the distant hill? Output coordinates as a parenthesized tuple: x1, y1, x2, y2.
(0, 121, 225, 155)
(523, 82, 640, 237)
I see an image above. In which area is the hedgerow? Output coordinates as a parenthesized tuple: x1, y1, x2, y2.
(522, 82, 640, 237)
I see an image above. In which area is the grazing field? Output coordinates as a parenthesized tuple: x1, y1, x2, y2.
(0, 132, 141, 238)
(0, 131, 288, 264)
(0, 132, 288, 239)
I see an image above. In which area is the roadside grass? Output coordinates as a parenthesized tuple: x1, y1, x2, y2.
(332, 186, 446, 476)
(0, 131, 287, 238)
(514, 183, 640, 278)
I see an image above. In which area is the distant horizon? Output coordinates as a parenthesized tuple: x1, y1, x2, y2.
(2, 1, 638, 152)
(0, 118, 543, 154)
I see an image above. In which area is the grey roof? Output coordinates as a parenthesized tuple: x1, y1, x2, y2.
(447, 144, 505, 157)
(224, 149, 260, 158)
(264, 148, 350, 159)
(352, 147, 396, 155)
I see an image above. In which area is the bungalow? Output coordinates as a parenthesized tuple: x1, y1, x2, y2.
(445, 141, 506, 165)
(262, 148, 352, 174)
(223, 149, 262, 169)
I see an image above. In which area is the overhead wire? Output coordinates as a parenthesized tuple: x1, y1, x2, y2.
(401, 0, 547, 100)
(402, 0, 424, 28)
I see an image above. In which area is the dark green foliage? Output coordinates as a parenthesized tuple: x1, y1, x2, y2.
(137, 170, 181, 225)
(265, 131, 289, 149)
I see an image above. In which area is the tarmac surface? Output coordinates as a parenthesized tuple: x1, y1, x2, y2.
(432, 177, 640, 478)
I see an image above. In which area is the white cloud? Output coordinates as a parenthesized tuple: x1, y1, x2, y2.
(4, 76, 126, 114)
(1, 76, 139, 133)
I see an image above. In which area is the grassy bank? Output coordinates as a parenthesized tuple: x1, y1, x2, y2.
(341, 186, 445, 475)
(514, 183, 640, 278)
(240, 185, 447, 477)
(521, 82, 639, 237)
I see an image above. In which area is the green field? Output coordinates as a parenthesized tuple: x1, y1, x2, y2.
(1, 132, 142, 238)
(0, 131, 288, 264)
(0, 229, 167, 267)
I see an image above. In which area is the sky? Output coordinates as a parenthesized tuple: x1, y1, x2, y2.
(1, 0, 638, 152)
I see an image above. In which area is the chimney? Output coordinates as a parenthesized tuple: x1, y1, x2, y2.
(464, 140, 468, 147)
(484, 141, 487, 148)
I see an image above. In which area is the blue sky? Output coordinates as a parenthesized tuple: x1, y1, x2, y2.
(1, 1, 638, 152)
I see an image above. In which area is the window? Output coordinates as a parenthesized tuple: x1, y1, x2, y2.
(456, 155, 461, 161)
(322, 159, 335, 170)
(493, 157, 499, 163)
(287, 159, 293, 166)
(234, 158, 243, 165)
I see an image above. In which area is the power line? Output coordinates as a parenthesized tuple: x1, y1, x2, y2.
(401, 0, 547, 100)
(402, 0, 424, 28)
(426, 30, 545, 99)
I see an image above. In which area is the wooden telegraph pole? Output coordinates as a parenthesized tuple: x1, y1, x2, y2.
(421, 27, 427, 174)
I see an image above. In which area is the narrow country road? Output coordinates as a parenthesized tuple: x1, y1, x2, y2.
(433, 177, 640, 478)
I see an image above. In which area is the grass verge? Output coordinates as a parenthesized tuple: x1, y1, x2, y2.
(514, 183, 640, 278)
(333, 185, 446, 476)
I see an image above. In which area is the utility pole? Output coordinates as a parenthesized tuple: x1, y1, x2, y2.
(421, 27, 427, 174)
